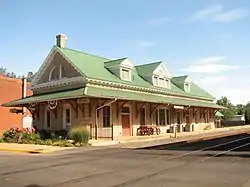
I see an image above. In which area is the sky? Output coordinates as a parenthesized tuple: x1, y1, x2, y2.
(1, 0, 250, 105)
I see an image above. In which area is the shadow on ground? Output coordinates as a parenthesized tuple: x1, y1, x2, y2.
(141, 133, 250, 152)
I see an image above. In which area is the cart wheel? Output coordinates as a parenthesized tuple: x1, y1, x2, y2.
(156, 128, 161, 135)
(137, 128, 142, 136)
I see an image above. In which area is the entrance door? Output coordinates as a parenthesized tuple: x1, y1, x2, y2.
(122, 115, 131, 136)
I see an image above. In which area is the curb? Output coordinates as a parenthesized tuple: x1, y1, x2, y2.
(0, 147, 54, 154)
(121, 128, 250, 149)
(185, 128, 250, 143)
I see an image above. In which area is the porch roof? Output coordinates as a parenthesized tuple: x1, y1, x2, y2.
(2, 88, 85, 107)
(85, 86, 226, 109)
(2, 86, 226, 109)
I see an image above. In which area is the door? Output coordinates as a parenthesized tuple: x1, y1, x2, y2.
(122, 115, 131, 136)
(63, 106, 71, 130)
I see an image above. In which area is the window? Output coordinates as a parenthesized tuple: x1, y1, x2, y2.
(49, 67, 59, 81)
(121, 69, 131, 81)
(140, 107, 146, 125)
(177, 112, 181, 124)
(65, 109, 71, 124)
(155, 108, 170, 126)
(153, 76, 171, 88)
(60, 66, 66, 79)
(153, 76, 158, 85)
(46, 110, 51, 128)
(159, 78, 164, 87)
(103, 106, 111, 127)
(159, 109, 166, 125)
(184, 83, 190, 92)
(122, 106, 130, 114)
(165, 79, 171, 89)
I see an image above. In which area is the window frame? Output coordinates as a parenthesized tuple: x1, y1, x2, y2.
(153, 76, 171, 89)
(155, 108, 170, 126)
(140, 107, 146, 125)
(103, 106, 111, 127)
(184, 82, 190, 92)
(121, 68, 131, 81)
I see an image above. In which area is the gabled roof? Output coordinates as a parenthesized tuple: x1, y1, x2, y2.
(104, 57, 127, 68)
(35, 46, 216, 101)
(135, 61, 162, 75)
(172, 75, 188, 83)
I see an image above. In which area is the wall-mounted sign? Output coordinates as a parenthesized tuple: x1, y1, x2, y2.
(174, 105, 184, 109)
(22, 115, 33, 129)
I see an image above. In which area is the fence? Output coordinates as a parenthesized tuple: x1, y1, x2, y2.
(89, 124, 114, 140)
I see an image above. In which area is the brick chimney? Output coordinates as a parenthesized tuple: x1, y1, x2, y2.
(56, 34, 67, 48)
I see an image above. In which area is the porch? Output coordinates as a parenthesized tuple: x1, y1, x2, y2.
(2, 87, 222, 140)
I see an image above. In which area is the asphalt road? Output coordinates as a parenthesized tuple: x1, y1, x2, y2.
(0, 133, 250, 187)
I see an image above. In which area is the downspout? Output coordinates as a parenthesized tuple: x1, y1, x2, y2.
(22, 76, 27, 114)
(95, 98, 118, 140)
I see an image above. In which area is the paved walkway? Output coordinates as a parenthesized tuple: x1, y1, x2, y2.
(0, 143, 75, 154)
(114, 125, 250, 148)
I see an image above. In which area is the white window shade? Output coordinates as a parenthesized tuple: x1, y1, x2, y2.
(121, 68, 131, 81)
(165, 79, 171, 89)
(184, 83, 190, 92)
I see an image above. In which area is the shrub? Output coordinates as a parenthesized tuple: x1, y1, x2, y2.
(69, 127, 90, 145)
(38, 129, 53, 140)
(52, 140, 74, 147)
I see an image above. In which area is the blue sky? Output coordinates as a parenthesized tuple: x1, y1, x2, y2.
(1, 0, 250, 104)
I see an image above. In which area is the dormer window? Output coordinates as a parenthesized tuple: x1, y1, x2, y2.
(159, 78, 164, 87)
(121, 68, 131, 81)
(165, 79, 171, 89)
(184, 83, 190, 92)
(153, 76, 158, 85)
(153, 76, 171, 89)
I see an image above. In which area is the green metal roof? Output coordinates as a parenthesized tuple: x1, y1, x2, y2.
(135, 61, 162, 75)
(85, 86, 225, 109)
(2, 88, 85, 107)
(215, 111, 224, 117)
(172, 75, 188, 83)
(54, 46, 215, 100)
(104, 57, 127, 68)
(2, 85, 225, 109)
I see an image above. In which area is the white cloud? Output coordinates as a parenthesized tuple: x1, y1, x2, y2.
(215, 89, 250, 105)
(136, 41, 156, 48)
(198, 76, 229, 85)
(191, 5, 249, 22)
(196, 56, 226, 65)
(182, 56, 240, 73)
(148, 17, 170, 27)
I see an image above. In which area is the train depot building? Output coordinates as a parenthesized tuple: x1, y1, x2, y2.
(3, 34, 225, 139)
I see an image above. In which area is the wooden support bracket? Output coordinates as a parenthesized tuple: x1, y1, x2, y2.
(117, 101, 128, 118)
(67, 100, 78, 118)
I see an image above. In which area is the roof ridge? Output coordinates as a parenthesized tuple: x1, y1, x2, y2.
(172, 75, 188, 78)
(104, 57, 127, 64)
(56, 46, 110, 61)
(135, 61, 162, 67)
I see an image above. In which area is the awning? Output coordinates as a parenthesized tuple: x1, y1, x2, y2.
(2, 85, 226, 109)
(215, 111, 224, 117)
(85, 86, 226, 109)
(2, 88, 85, 107)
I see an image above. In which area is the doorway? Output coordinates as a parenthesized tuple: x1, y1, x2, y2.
(121, 106, 131, 136)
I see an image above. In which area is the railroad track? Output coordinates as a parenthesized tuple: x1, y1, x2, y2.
(44, 135, 250, 187)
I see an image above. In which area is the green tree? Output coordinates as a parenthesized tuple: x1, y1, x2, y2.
(236, 104, 246, 115)
(0, 67, 7, 75)
(245, 102, 250, 124)
(216, 96, 236, 120)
